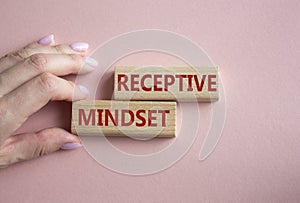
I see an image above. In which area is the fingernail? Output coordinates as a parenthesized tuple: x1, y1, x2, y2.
(38, 34, 54, 45)
(78, 84, 89, 95)
(84, 56, 98, 67)
(61, 143, 82, 150)
(70, 42, 89, 52)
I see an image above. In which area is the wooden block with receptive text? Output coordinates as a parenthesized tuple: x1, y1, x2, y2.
(114, 66, 219, 102)
(71, 100, 176, 137)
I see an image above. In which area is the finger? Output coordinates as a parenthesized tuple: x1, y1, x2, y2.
(0, 73, 89, 139)
(0, 43, 88, 73)
(0, 53, 97, 96)
(0, 36, 89, 73)
(0, 128, 81, 168)
(0, 34, 55, 73)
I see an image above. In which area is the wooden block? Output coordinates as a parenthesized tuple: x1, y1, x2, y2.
(114, 66, 219, 102)
(71, 100, 176, 137)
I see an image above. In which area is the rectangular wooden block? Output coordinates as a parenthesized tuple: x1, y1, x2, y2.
(114, 66, 219, 102)
(71, 100, 176, 137)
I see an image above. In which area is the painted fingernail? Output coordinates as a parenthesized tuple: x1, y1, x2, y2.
(78, 84, 89, 95)
(84, 56, 98, 67)
(70, 42, 89, 52)
(61, 143, 82, 150)
(38, 34, 54, 45)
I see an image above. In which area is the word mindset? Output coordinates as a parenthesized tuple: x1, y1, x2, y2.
(72, 100, 176, 137)
(78, 109, 170, 127)
(114, 66, 219, 102)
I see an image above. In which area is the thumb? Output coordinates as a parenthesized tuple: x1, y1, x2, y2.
(0, 128, 81, 168)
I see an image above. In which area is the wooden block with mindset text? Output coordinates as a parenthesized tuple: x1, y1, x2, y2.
(71, 100, 176, 137)
(114, 66, 219, 102)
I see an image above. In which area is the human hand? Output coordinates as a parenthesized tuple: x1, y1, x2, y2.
(0, 34, 97, 168)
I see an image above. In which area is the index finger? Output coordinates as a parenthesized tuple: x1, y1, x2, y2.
(0, 73, 88, 143)
(0, 34, 89, 73)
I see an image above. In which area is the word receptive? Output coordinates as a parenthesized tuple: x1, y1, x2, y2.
(114, 66, 219, 102)
(71, 100, 176, 137)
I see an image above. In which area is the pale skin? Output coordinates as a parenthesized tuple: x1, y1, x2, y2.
(0, 35, 95, 168)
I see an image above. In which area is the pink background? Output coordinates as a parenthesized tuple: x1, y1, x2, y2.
(0, 0, 299, 202)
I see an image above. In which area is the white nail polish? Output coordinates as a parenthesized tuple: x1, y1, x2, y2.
(70, 42, 89, 52)
(61, 143, 82, 150)
(78, 85, 89, 95)
(84, 57, 98, 67)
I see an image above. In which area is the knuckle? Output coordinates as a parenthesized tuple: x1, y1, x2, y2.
(38, 73, 57, 92)
(69, 54, 83, 71)
(12, 47, 31, 60)
(36, 130, 50, 142)
(69, 53, 81, 62)
(54, 44, 68, 53)
(28, 54, 48, 72)
(34, 131, 51, 157)
(25, 42, 38, 49)
(34, 146, 47, 157)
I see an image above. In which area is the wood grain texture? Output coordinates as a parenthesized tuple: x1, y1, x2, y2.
(71, 100, 176, 137)
(114, 66, 219, 102)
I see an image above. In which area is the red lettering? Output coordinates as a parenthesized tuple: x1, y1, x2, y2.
(79, 109, 96, 126)
(148, 110, 157, 127)
(80, 108, 171, 128)
(141, 74, 152, 91)
(97, 109, 103, 126)
(157, 110, 170, 127)
(105, 109, 118, 126)
(187, 75, 194, 91)
(194, 75, 206, 92)
(121, 110, 134, 126)
(208, 75, 217, 91)
(175, 75, 186, 91)
(117, 74, 129, 91)
(131, 74, 139, 91)
(136, 110, 146, 127)
(164, 75, 175, 91)
(153, 75, 163, 91)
